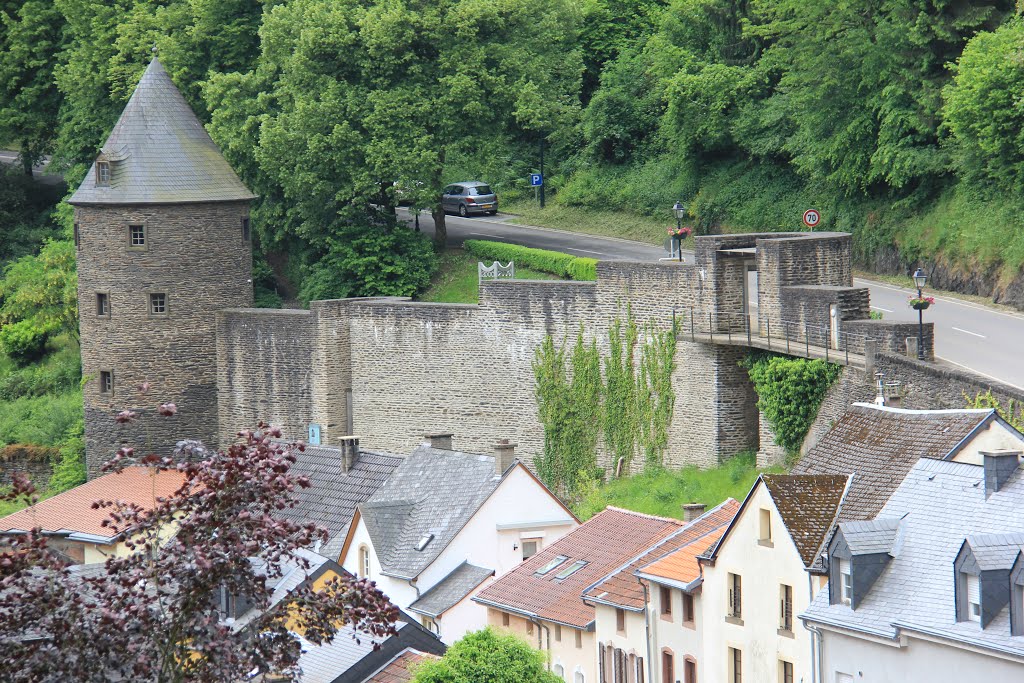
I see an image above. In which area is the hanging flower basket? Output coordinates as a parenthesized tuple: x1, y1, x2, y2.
(668, 225, 693, 240)
(909, 296, 934, 310)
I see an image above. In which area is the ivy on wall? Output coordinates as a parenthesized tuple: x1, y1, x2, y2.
(741, 352, 841, 456)
(534, 313, 677, 502)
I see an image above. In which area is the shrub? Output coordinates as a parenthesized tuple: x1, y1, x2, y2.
(463, 240, 597, 281)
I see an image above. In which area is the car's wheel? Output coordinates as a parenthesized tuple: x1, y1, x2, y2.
(458, 204, 468, 217)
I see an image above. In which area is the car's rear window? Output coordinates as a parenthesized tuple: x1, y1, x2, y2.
(469, 185, 493, 195)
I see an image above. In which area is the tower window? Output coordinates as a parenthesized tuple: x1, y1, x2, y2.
(149, 293, 167, 315)
(96, 292, 110, 317)
(128, 224, 146, 248)
(100, 370, 113, 394)
(241, 217, 250, 241)
(96, 161, 110, 185)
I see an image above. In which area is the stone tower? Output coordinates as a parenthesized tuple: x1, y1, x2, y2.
(69, 59, 255, 477)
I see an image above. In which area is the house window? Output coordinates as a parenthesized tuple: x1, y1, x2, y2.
(575, 628, 582, 649)
(779, 660, 793, 683)
(660, 586, 672, 619)
(759, 508, 772, 544)
(96, 161, 110, 185)
(501, 612, 509, 627)
(682, 592, 695, 624)
(615, 608, 626, 635)
(554, 623, 561, 642)
(728, 573, 742, 619)
(522, 539, 539, 560)
(780, 584, 793, 632)
(965, 573, 981, 623)
(729, 647, 742, 683)
(96, 292, 110, 316)
(149, 293, 167, 315)
(684, 657, 697, 683)
(839, 560, 852, 606)
(241, 217, 250, 241)
(128, 224, 146, 248)
(74, 223, 80, 248)
(99, 370, 113, 394)
(661, 650, 674, 683)
(358, 545, 370, 578)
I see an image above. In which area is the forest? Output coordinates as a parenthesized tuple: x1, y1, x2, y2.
(1, 0, 1023, 492)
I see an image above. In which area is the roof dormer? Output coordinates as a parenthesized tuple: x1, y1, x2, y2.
(828, 517, 904, 609)
(954, 534, 1024, 628)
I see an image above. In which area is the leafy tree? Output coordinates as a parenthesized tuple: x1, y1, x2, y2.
(411, 627, 563, 683)
(0, 419, 398, 682)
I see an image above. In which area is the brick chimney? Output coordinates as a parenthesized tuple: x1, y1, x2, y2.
(338, 436, 360, 473)
(682, 503, 706, 522)
(982, 450, 1021, 497)
(494, 439, 517, 476)
(424, 432, 454, 450)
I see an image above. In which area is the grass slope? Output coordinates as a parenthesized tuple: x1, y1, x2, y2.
(417, 248, 559, 304)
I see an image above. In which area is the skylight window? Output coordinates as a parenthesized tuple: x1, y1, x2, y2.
(416, 533, 434, 551)
(535, 555, 569, 576)
(554, 560, 588, 580)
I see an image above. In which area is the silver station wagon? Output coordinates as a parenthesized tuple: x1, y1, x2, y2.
(441, 181, 498, 217)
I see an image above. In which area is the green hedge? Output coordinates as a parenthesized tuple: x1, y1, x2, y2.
(463, 240, 597, 281)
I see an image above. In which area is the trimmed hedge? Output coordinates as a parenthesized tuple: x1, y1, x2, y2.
(463, 240, 597, 281)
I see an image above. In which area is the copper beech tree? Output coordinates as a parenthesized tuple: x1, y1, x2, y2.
(0, 404, 398, 682)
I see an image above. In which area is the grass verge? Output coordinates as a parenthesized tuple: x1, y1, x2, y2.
(417, 248, 559, 304)
(573, 451, 780, 521)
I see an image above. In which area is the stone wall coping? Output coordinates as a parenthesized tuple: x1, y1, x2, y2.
(878, 352, 1024, 403)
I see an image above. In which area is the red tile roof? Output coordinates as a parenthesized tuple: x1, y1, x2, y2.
(0, 467, 186, 539)
(473, 507, 684, 628)
(364, 649, 438, 683)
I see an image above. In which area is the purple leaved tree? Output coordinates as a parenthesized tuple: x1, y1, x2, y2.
(0, 400, 398, 682)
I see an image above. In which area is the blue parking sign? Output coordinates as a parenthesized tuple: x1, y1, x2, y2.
(529, 174, 543, 186)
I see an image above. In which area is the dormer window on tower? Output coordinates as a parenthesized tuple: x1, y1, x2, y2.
(96, 161, 110, 186)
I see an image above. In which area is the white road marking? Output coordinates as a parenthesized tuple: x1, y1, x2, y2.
(938, 356, 1024, 392)
(870, 306, 893, 313)
(952, 326, 986, 339)
(468, 232, 508, 239)
(565, 247, 608, 256)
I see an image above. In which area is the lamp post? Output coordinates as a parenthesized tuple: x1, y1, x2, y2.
(673, 201, 686, 262)
(913, 267, 927, 360)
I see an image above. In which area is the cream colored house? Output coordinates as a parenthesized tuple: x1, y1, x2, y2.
(699, 475, 849, 683)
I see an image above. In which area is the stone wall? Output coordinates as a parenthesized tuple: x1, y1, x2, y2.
(76, 200, 253, 477)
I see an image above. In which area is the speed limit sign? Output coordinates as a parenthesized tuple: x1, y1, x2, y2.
(802, 209, 820, 229)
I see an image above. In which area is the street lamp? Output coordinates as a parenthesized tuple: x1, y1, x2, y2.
(672, 201, 687, 262)
(913, 267, 927, 360)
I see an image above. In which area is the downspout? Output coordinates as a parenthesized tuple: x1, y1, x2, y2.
(641, 581, 655, 683)
(529, 617, 552, 670)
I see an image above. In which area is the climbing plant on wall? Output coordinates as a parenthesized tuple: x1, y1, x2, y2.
(741, 352, 841, 456)
(533, 313, 678, 502)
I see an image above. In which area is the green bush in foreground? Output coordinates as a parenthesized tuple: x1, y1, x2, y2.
(464, 240, 597, 281)
(411, 628, 562, 683)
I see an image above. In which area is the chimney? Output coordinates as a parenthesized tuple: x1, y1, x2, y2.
(494, 439, 517, 476)
(983, 450, 1020, 497)
(339, 436, 360, 473)
(682, 503, 706, 523)
(424, 432, 454, 450)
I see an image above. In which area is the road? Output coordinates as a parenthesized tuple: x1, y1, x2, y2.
(404, 209, 1024, 389)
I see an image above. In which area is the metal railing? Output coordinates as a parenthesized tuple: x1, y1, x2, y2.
(677, 307, 869, 366)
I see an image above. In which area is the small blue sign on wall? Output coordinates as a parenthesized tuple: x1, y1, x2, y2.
(529, 174, 543, 187)
(308, 424, 322, 446)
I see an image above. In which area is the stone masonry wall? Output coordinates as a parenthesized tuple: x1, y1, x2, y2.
(76, 201, 252, 477)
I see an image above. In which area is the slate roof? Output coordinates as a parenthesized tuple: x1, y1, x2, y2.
(408, 562, 493, 618)
(473, 507, 684, 628)
(355, 444, 510, 580)
(803, 458, 1024, 659)
(840, 517, 905, 556)
(279, 445, 402, 554)
(362, 649, 439, 683)
(792, 403, 1001, 521)
(582, 499, 739, 609)
(759, 474, 851, 569)
(69, 58, 256, 205)
(0, 466, 186, 540)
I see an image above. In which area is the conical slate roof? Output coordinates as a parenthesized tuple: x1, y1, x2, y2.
(69, 59, 256, 205)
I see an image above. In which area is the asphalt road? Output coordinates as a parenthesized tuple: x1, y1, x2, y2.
(404, 208, 1024, 390)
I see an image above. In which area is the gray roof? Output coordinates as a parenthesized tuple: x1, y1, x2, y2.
(963, 533, 1024, 571)
(69, 58, 256, 205)
(358, 444, 505, 579)
(803, 458, 1024, 659)
(280, 445, 403, 554)
(793, 404, 1001, 521)
(408, 562, 493, 618)
(840, 517, 905, 556)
